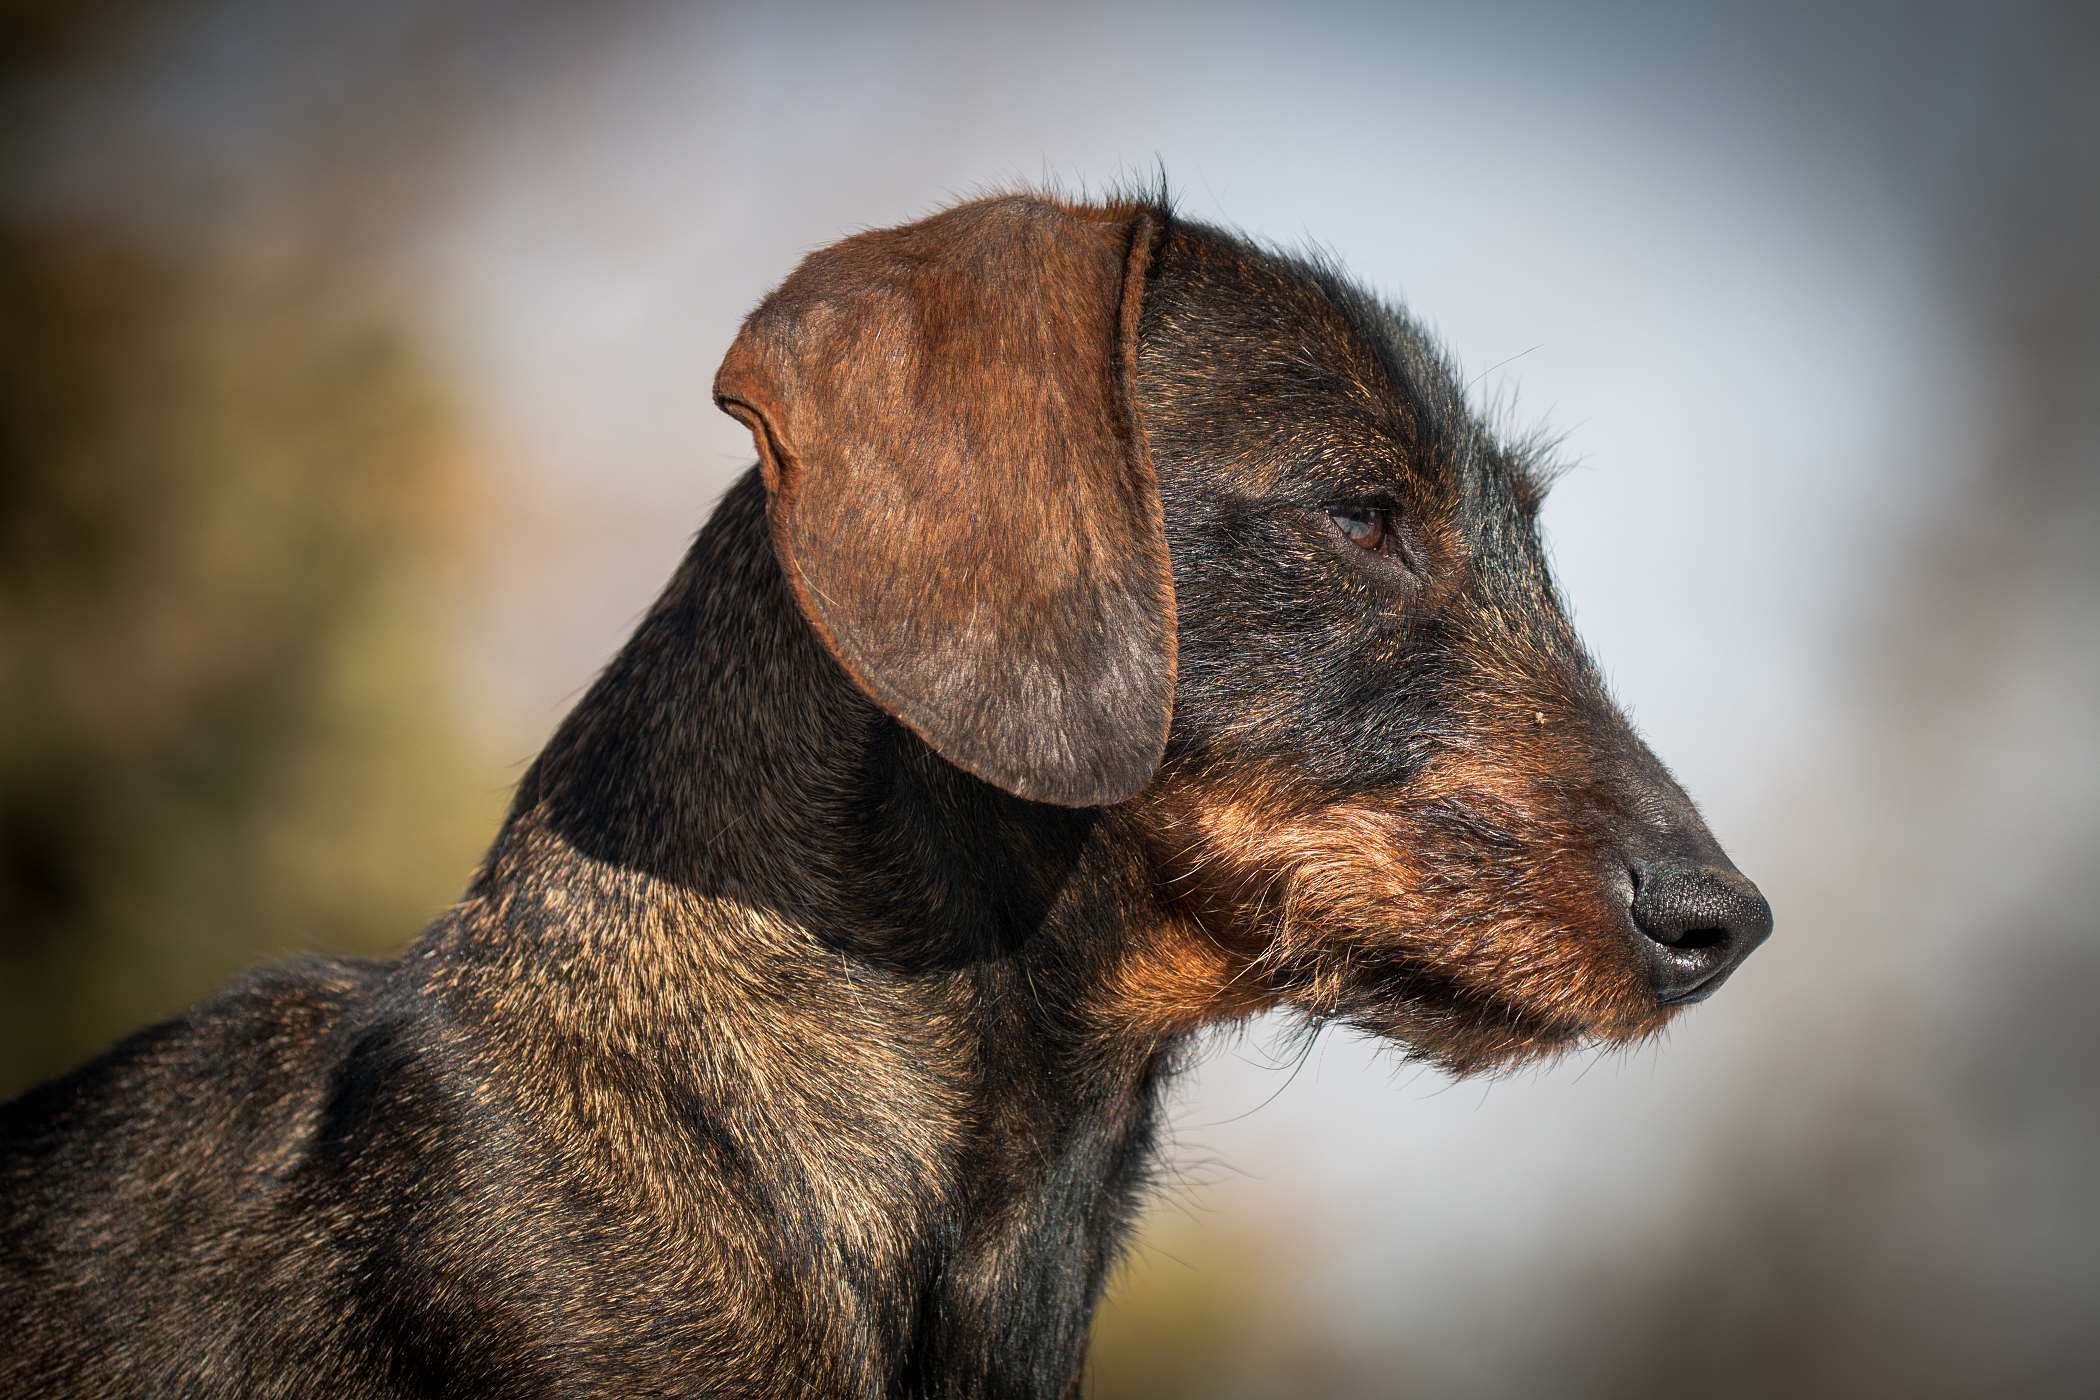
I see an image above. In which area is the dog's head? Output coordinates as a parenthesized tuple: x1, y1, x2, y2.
(714, 192, 1769, 1072)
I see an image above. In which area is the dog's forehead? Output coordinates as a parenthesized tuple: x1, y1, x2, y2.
(1136, 220, 1496, 506)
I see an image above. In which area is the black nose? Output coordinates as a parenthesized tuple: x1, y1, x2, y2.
(1629, 859, 1772, 1004)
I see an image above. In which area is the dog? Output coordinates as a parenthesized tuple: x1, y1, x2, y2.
(0, 189, 1770, 1397)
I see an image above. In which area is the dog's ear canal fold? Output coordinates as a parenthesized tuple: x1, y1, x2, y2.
(712, 197, 1175, 808)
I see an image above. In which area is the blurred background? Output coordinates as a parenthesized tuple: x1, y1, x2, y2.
(3, 1, 2095, 1394)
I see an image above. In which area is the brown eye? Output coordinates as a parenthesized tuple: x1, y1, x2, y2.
(1327, 504, 1390, 552)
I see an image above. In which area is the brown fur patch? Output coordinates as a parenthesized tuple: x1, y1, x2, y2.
(714, 196, 1175, 808)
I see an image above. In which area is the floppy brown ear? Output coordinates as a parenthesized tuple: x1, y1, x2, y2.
(712, 196, 1174, 807)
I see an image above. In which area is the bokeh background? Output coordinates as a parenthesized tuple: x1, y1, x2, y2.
(4, 1, 2096, 1395)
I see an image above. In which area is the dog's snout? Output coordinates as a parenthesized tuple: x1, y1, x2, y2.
(1628, 858, 1771, 1004)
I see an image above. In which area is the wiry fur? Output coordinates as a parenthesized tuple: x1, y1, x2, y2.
(0, 190, 1762, 1397)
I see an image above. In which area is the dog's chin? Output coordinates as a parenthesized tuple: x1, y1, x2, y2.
(1334, 1002, 1581, 1077)
(1315, 974, 1674, 1078)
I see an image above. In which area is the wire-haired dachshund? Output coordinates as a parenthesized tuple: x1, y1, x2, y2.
(0, 188, 1770, 1398)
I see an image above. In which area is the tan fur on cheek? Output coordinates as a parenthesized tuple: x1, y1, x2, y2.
(1120, 761, 1670, 1072)
(1091, 907, 1278, 1046)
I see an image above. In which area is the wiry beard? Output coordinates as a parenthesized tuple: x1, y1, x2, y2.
(1135, 757, 1672, 1075)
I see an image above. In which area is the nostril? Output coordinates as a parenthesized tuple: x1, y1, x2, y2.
(1627, 858, 1772, 1003)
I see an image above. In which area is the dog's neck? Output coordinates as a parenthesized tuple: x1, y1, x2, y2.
(419, 470, 1180, 1389)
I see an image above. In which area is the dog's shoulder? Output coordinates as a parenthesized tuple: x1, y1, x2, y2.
(1, 956, 387, 1165)
(0, 957, 416, 1391)
(1, 958, 394, 1255)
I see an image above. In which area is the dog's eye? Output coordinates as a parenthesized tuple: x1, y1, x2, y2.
(1327, 504, 1391, 553)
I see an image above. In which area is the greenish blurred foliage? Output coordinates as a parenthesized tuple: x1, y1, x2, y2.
(1090, 1211, 1402, 1399)
(0, 217, 502, 1096)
